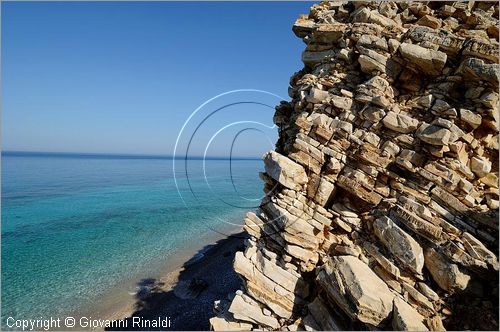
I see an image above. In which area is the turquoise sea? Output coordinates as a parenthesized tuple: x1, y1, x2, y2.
(1, 152, 264, 326)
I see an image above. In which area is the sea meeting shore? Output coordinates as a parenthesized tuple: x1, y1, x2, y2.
(80, 228, 248, 331)
(1, 152, 264, 329)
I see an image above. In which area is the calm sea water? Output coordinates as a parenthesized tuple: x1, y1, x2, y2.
(1, 152, 264, 325)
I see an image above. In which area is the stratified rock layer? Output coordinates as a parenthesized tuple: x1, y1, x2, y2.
(211, 1, 499, 331)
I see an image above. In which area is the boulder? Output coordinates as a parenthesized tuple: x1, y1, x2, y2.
(292, 16, 316, 38)
(460, 109, 482, 129)
(302, 50, 335, 66)
(401, 283, 434, 313)
(392, 297, 429, 331)
(363, 106, 386, 122)
(233, 251, 295, 318)
(313, 23, 347, 44)
(317, 255, 395, 326)
(310, 176, 335, 206)
(463, 232, 499, 270)
(373, 216, 424, 274)
(424, 248, 471, 292)
(330, 95, 353, 110)
(307, 88, 330, 103)
(263, 151, 308, 190)
(228, 294, 280, 329)
(417, 282, 440, 301)
(390, 205, 442, 242)
(358, 52, 387, 74)
(416, 123, 451, 145)
(416, 94, 434, 108)
(458, 58, 499, 84)
(368, 10, 397, 27)
(480, 91, 499, 108)
(470, 156, 492, 178)
(416, 15, 442, 29)
(382, 111, 419, 133)
(399, 43, 447, 76)
(252, 249, 309, 297)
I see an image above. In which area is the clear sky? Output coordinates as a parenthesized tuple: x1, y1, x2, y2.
(2, 1, 312, 157)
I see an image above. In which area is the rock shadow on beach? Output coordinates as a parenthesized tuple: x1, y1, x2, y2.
(106, 232, 248, 331)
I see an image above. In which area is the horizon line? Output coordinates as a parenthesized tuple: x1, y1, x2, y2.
(1, 150, 263, 160)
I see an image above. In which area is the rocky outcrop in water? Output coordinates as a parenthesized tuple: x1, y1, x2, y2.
(210, 1, 499, 330)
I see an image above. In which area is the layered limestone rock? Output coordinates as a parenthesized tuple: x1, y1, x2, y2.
(211, 1, 499, 330)
(317, 255, 395, 326)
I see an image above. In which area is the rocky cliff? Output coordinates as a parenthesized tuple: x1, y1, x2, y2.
(210, 1, 499, 330)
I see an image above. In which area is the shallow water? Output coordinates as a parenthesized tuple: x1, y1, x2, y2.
(1, 152, 263, 326)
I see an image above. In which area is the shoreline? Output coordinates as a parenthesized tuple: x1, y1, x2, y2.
(84, 228, 248, 331)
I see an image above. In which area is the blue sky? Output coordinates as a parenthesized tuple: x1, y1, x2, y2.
(2, 1, 312, 157)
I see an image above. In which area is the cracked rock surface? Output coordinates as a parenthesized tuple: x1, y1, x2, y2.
(210, 1, 499, 330)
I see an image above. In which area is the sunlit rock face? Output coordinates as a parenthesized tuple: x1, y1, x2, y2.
(210, 1, 499, 331)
